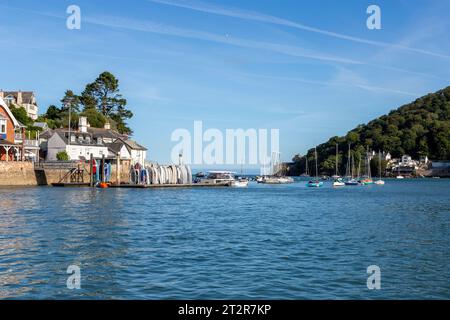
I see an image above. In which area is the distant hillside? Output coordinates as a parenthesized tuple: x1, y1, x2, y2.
(291, 86, 450, 176)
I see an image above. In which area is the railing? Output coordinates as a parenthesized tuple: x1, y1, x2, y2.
(24, 140, 39, 147)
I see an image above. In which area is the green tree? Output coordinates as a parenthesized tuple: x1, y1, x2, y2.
(10, 106, 32, 126)
(80, 71, 133, 134)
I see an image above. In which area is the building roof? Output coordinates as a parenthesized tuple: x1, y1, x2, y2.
(34, 122, 48, 129)
(54, 131, 106, 147)
(110, 137, 147, 151)
(107, 141, 126, 154)
(0, 91, 36, 105)
(87, 126, 126, 140)
(0, 97, 20, 127)
(123, 139, 147, 151)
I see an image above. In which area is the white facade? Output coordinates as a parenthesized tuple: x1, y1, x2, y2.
(66, 144, 108, 161)
(130, 149, 146, 165)
(46, 132, 108, 161)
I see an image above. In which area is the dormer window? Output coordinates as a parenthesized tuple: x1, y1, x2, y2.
(97, 137, 102, 145)
(86, 136, 91, 144)
(70, 135, 75, 143)
(78, 136, 84, 143)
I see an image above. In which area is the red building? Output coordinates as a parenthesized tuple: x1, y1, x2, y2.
(0, 97, 25, 161)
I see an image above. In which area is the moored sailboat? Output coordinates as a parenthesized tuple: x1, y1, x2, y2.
(307, 147, 323, 187)
(345, 144, 359, 186)
(374, 151, 385, 185)
(332, 143, 345, 187)
(360, 147, 374, 185)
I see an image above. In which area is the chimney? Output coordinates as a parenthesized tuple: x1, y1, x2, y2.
(17, 91, 23, 105)
(104, 121, 111, 130)
(79, 116, 88, 133)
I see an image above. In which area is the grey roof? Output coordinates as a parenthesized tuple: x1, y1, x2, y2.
(87, 127, 125, 140)
(123, 139, 147, 151)
(55, 131, 105, 146)
(107, 141, 124, 154)
(34, 122, 48, 129)
(1, 91, 36, 105)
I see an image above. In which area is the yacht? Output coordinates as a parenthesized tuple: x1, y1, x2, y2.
(307, 147, 323, 188)
(200, 171, 236, 185)
(332, 143, 345, 187)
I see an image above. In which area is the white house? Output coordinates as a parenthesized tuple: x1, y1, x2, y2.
(43, 117, 147, 162)
(108, 138, 147, 165)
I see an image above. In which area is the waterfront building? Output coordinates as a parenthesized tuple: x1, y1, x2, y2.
(41, 117, 147, 162)
(108, 138, 147, 165)
(0, 97, 27, 161)
(0, 90, 39, 120)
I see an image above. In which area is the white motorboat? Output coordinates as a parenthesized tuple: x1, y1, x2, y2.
(262, 176, 294, 184)
(231, 178, 249, 187)
(200, 171, 236, 185)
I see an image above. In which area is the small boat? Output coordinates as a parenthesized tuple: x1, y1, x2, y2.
(374, 151, 385, 185)
(231, 178, 249, 188)
(333, 178, 345, 187)
(360, 147, 373, 185)
(261, 176, 294, 184)
(396, 175, 405, 179)
(345, 179, 359, 186)
(307, 147, 323, 188)
(307, 180, 323, 187)
(332, 144, 345, 187)
(344, 145, 359, 186)
(259, 152, 294, 184)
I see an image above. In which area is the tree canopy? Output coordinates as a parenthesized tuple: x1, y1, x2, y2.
(38, 72, 133, 134)
(291, 86, 450, 176)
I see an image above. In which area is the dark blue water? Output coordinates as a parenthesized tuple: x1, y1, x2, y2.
(0, 179, 449, 299)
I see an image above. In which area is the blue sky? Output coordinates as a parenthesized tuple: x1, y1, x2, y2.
(0, 0, 449, 168)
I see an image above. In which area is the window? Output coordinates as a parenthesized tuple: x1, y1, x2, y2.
(0, 119, 6, 134)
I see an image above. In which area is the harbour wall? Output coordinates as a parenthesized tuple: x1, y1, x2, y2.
(0, 161, 131, 186)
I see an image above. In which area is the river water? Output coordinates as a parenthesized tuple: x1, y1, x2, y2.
(0, 179, 448, 299)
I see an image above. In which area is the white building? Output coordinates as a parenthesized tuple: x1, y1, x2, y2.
(0, 90, 39, 120)
(43, 117, 147, 162)
(108, 138, 147, 165)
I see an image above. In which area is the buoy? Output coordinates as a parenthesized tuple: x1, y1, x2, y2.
(98, 182, 109, 188)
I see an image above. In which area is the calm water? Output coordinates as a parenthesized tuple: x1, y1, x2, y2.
(0, 179, 449, 299)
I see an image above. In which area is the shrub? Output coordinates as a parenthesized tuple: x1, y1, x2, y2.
(56, 151, 69, 161)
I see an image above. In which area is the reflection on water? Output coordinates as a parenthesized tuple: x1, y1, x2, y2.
(0, 180, 449, 299)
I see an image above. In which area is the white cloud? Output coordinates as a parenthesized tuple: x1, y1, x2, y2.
(149, 0, 450, 60)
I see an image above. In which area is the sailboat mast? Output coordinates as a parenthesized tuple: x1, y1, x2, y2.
(379, 151, 382, 178)
(315, 147, 319, 179)
(305, 156, 309, 176)
(335, 143, 338, 176)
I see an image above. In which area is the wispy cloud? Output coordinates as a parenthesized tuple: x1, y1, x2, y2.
(149, 0, 450, 60)
(84, 15, 361, 65)
(239, 71, 419, 97)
